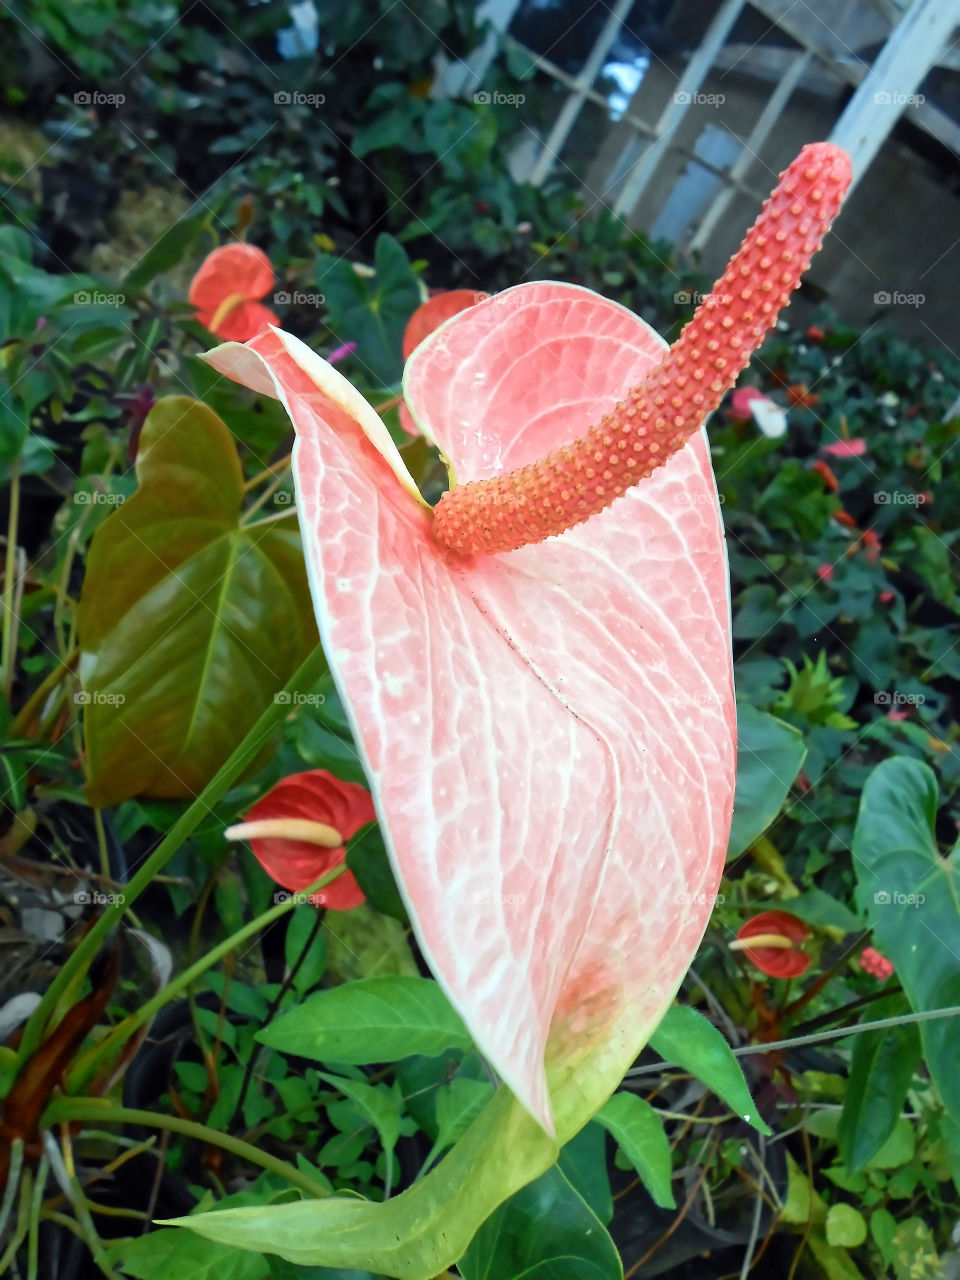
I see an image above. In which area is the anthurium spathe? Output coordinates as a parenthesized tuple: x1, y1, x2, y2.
(225, 768, 373, 910)
(177, 143, 850, 1275)
(731, 910, 812, 978)
(189, 243, 279, 341)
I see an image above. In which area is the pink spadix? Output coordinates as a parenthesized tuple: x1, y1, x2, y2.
(201, 143, 850, 1137)
(432, 143, 851, 555)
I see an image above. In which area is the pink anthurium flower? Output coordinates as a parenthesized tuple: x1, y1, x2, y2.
(189, 243, 280, 341)
(860, 946, 894, 980)
(200, 142, 849, 1162)
(822, 437, 867, 457)
(225, 769, 373, 910)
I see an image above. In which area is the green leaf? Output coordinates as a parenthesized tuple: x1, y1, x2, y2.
(727, 705, 806, 857)
(124, 210, 212, 292)
(851, 757, 960, 1124)
(316, 234, 420, 386)
(825, 1203, 867, 1248)
(285, 904, 327, 997)
(258, 975, 473, 1064)
(318, 1072, 401, 1167)
(104, 1229, 268, 1279)
(837, 996, 921, 1171)
(164, 1086, 558, 1277)
(77, 396, 316, 805)
(557, 1123, 613, 1226)
(594, 1093, 674, 1209)
(649, 1007, 770, 1135)
(456, 1163, 622, 1280)
(423, 1076, 494, 1169)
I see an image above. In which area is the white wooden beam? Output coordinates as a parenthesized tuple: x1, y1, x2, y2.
(688, 50, 812, 253)
(830, 0, 959, 191)
(612, 0, 745, 217)
(528, 0, 636, 187)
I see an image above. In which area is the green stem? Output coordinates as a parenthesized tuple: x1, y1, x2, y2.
(2, 458, 21, 698)
(14, 643, 329, 1070)
(8, 649, 78, 738)
(42, 1098, 331, 1201)
(66, 866, 342, 1094)
(627, 1004, 960, 1077)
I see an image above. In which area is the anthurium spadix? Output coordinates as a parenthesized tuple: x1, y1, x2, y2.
(175, 144, 851, 1275)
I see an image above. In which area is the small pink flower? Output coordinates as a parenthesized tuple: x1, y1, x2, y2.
(878, 589, 895, 604)
(816, 563, 834, 583)
(860, 946, 894, 980)
(887, 709, 910, 721)
(822, 438, 866, 458)
(727, 387, 766, 419)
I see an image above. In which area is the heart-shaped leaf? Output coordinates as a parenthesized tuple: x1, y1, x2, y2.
(456, 1163, 622, 1280)
(727, 705, 806, 858)
(851, 757, 960, 1123)
(77, 396, 316, 805)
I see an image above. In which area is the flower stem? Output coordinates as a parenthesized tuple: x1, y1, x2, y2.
(41, 1098, 331, 1201)
(65, 867, 342, 1094)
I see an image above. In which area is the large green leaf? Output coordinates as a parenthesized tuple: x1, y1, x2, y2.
(258, 975, 473, 1063)
(316, 234, 420, 387)
(456, 1163, 622, 1280)
(77, 396, 316, 805)
(837, 994, 921, 1171)
(851, 757, 960, 1123)
(105, 1229, 267, 1279)
(727, 705, 806, 857)
(649, 1006, 770, 1135)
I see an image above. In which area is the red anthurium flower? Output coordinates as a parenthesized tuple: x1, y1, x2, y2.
(807, 325, 825, 342)
(878, 589, 895, 604)
(189, 243, 279, 341)
(399, 290, 489, 436)
(811, 459, 839, 492)
(731, 910, 811, 978)
(833, 509, 858, 529)
(860, 528, 882, 561)
(193, 145, 849, 1261)
(787, 383, 818, 408)
(816, 563, 834, 583)
(860, 946, 894, 980)
(225, 769, 374, 910)
(822, 438, 866, 458)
